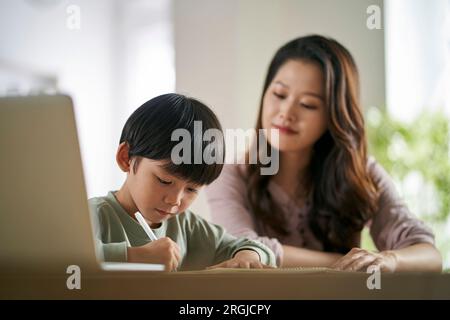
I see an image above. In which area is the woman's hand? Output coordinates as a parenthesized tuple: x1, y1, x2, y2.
(207, 250, 274, 269)
(331, 247, 397, 272)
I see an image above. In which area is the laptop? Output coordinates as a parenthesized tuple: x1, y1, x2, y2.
(0, 95, 164, 274)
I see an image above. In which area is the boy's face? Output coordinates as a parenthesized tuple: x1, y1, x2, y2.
(127, 158, 202, 225)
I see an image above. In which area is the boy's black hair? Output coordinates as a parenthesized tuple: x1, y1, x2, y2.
(120, 93, 224, 185)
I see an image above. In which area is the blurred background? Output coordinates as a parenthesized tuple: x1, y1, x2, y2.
(0, 0, 449, 269)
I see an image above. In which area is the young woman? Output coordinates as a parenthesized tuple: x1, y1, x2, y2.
(205, 35, 442, 272)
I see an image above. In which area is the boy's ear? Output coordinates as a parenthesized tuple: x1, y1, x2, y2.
(116, 142, 132, 173)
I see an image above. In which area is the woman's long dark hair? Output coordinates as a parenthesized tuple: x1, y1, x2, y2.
(246, 35, 379, 253)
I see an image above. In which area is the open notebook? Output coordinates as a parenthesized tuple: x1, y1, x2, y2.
(100, 262, 164, 271)
(176, 267, 353, 274)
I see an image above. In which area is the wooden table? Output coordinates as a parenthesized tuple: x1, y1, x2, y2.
(1, 269, 449, 299)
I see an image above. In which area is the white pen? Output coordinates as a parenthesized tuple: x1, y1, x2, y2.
(135, 212, 158, 241)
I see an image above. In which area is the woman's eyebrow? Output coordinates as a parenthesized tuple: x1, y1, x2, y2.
(302, 91, 325, 101)
(274, 81, 288, 88)
(274, 80, 324, 101)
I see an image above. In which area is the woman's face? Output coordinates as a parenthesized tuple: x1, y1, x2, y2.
(262, 59, 328, 153)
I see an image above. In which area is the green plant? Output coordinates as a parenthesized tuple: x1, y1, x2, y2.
(366, 107, 450, 222)
(362, 106, 450, 268)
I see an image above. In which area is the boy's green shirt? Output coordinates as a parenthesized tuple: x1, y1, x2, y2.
(88, 191, 276, 270)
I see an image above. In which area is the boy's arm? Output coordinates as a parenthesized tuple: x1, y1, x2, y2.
(214, 232, 277, 267)
(185, 211, 276, 267)
(95, 238, 128, 262)
(89, 202, 128, 262)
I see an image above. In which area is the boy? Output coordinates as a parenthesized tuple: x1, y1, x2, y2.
(89, 93, 276, 271)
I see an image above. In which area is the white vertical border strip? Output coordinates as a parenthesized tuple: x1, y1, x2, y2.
(109, 0, 175, 193)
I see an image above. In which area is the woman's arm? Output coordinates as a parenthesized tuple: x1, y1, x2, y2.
(331, 243, 442, 272)
(281, 245, 343, 267)
(390, 243, 442, 272)
(358, 160, 441, 272)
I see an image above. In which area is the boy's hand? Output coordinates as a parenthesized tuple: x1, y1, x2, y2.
(207, 249, 274, 269)
(127, 237, 181, 271)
